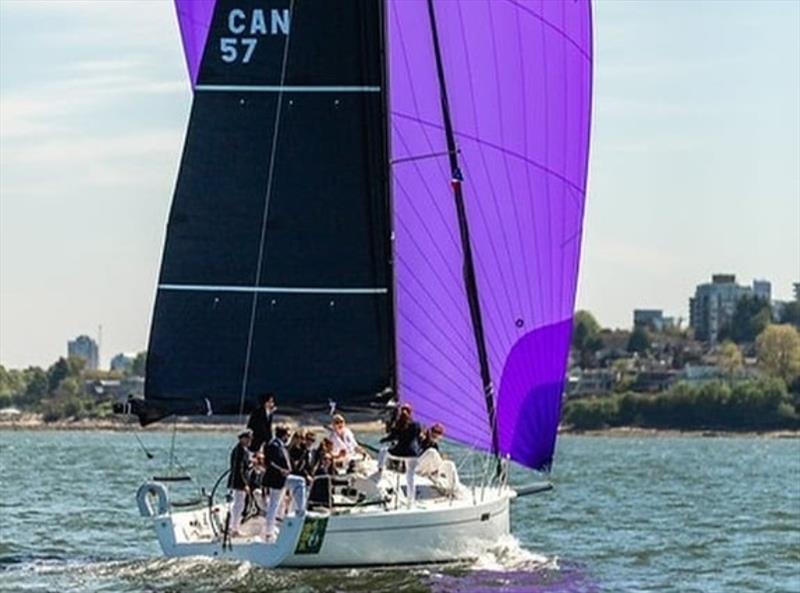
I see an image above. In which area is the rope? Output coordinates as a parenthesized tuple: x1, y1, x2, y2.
(238, 0, 297, 420)
(133, 431, 154, 460)
(168, 417, 177, 472)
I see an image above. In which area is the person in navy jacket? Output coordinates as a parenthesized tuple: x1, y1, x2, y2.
(247, 393, 276, 453)
(227, 429, 252, 536)
(264, 424, 291, 538)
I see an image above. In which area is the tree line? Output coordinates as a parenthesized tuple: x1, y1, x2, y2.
(562, 378, 800, 431)
(0, 351, 147, 421)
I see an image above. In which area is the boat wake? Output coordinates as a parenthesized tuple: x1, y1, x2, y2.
(471, 534, 559, 572)
(1, 538, 595, 593)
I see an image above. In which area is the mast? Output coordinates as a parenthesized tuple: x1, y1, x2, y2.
(425, 0, 500, 463)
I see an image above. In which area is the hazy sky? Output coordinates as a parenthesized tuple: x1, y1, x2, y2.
(1, 0, 798, 369)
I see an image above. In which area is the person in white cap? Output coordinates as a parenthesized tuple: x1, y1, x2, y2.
(227, 429, 252, 536)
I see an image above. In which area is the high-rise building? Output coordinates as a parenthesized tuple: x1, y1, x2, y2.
(110, 353, 137, 373)
(753, 280, 771, 302)
(67, 335, 99, 370)
(633, 309, 674, 332)
(689, 275, 770, 344)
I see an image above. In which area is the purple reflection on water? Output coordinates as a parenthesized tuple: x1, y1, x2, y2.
(427, 565, 600, 593)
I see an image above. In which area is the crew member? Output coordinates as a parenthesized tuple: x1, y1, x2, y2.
(329, 414, 363, 469)
(417, 423, 462, 494)
(227, 429, 253, 536)
(247, 393, 276, 453)
(263, 424, 291, 540)
(377, 403, 422, 505)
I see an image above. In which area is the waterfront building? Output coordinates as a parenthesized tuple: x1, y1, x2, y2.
(110, 352, 137, 373)
(86, 376, 144, 402)
(633, 309, 675, 332)
(67, 335, 99, 371)
(566, 369, 616, 397)
(689, 275, 771, 344)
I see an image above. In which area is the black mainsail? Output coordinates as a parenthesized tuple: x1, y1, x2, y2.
(141, 0, 393, 423)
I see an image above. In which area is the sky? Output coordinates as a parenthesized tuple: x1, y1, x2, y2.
(0, 0, 798, 369)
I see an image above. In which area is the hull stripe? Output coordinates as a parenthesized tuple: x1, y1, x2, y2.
(325, 506, 507, 534)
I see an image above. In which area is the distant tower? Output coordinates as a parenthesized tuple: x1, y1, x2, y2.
(752, 280, 771, 303)
(67, 335, 99, 371)
(98, 324, 103, 370)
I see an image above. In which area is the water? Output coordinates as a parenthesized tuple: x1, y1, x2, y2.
(1, 430, 798, 593)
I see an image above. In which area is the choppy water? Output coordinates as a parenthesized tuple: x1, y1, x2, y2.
(0, 430, 797, 592)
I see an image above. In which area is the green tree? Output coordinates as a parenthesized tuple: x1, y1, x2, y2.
(131, 351, 147, 377)
(46, 356, 86, 392)
(627, 326, 651, 354)
(780, 301, 800, 328)
(757, 324, 800, 385)
(717, 341, 744, 378)
(47, 358, 71, 392)
(572, 311, 603, 368)
(18, 367, 48, 407)
(724, 295, 772, 344)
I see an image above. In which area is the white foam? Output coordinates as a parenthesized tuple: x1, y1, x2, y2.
(470, 534, 558, 572)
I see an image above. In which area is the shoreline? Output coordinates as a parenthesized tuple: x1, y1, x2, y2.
(558, 425, 800, 439)
(0, 414, 797, 439)
(0, 413, 386, 434)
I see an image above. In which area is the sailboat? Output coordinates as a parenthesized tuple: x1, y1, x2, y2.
(127, 0, 593, 568)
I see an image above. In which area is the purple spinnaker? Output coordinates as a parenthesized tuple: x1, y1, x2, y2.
(174, 0, 216, 86)
(389, 0, 593, 470)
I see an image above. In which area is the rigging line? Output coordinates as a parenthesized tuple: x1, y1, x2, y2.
(133, 431, 154, 460)
(238, 0, 295, 420)
(391, 150, 457, 165)
(168, 417, 177, 473)
(426, 0, 500, 463)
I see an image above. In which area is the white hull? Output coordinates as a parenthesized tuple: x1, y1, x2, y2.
(145, 484, 514, 568)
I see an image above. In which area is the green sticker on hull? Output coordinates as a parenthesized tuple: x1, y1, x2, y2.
(295, 516, 328, 554)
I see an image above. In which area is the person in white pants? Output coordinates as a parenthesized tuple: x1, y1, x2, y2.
(416, 423, 463, 494)
(227, 429, 253, 536)
(376, 403, 423, 506)
(263, 426, 292, 540)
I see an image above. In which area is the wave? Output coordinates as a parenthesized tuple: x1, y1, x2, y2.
(0, 538, 595, 593)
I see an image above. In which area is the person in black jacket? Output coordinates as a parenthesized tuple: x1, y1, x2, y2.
(377, 403, 422, 506)
(227, 429, 252, 536)
(263, 424, 291, 539)
(289, 430, 315, 481)
(247, 393, 276, 453)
